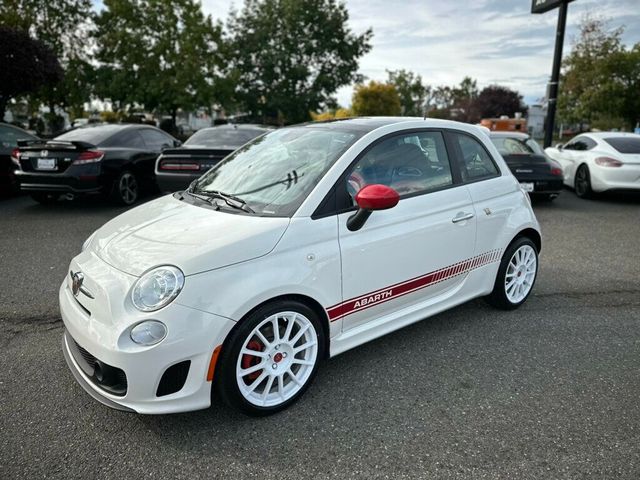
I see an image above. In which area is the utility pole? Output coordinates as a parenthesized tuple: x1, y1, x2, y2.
(531, 0, 575, 148)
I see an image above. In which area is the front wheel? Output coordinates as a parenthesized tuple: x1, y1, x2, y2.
(215, 300, 324, 416)
(485, 237, 538, 310)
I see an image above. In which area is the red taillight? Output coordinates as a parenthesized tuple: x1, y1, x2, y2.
(10, 148, 21, 166)
(551, 167, 562, 176)
(159, 160, 200, 171)
(595, 157, 623, 167)
(73, 150, 104, 165)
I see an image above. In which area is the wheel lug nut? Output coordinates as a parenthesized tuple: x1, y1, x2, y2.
(272, 363, 277, 369)
(282, 352, 287, 358)
(275, 345, 279, 351)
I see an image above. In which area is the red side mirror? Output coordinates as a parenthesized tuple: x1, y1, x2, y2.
(355, 184, 400, 211)
(347, 184, 400, 232)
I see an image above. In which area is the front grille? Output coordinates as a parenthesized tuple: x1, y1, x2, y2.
(66, 330, 128, 396)
(156, 361, 190, 397)
(75, 341, 97, 369)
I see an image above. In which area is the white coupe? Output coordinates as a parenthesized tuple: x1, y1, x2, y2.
(545, 132, 640, 198)
(60, 118, 541, 415)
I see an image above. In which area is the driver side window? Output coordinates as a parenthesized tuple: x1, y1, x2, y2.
(346, 131, 453, 201)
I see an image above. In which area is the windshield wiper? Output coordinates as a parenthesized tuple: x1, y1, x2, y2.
(188, 186, 255, 214)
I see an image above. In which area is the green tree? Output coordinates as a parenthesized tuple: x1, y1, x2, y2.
(0, 0, 95, 117)
(451, 76, 479, 122)
(225, 0, 372, 124)
(558, 16, 639, 130)
(0, 27, 63, 119)
(474, 85, 527, 119)
(94, 0, 223, 127)
(387, 69, 430, 116)
(351, 81, 401, 116)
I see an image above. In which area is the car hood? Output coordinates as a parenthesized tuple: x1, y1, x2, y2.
(91, 195, 290, 277)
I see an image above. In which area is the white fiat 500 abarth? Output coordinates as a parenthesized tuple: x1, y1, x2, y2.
(60, 118, 541, 415)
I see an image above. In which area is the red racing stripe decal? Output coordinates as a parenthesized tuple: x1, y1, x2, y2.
(326, 249, 502, 321)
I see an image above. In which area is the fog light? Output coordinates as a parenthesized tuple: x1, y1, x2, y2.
(130, 320, 167, 346)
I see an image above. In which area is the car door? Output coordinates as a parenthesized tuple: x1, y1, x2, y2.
(555, 136, 595, 184)
(333, 130, 477, 332)
(448, 130, 517, 262)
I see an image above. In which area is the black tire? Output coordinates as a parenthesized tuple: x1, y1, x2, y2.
(110, 170, 139, 205)
(30, 193, 58, 204)
(574, 164, 593, 199)
(485, 237, 538, 310)
(214, 300, 325, 416)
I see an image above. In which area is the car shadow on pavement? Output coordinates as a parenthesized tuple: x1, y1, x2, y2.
(127, 299, 503, 449)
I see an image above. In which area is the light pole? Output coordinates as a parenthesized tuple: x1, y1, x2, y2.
(531, 0, 575, 147)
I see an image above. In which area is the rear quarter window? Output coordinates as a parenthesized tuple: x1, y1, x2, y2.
(603, 137, 640, 154)
(0, 126, 36, 149)
(453, 132, 499, 182)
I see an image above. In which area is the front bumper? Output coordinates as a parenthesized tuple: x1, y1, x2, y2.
(59, 254, 236, 414)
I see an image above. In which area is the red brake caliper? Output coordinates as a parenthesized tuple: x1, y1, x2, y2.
(241, 340, 264, 381)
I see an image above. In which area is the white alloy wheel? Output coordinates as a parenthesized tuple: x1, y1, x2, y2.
(504, 244, 537, 304)
(235, 311, 318, 408)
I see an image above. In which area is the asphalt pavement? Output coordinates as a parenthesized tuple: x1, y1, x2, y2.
(1, 190, 639, 479)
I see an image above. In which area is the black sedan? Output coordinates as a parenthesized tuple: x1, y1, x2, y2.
(155, 124, 272, 192)
(489, 132, 564, 200)
(1, 123, 38, 196)
(13, 123, 180, 205)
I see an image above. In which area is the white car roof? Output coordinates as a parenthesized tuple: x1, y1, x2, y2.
(583, 131, 640, 140)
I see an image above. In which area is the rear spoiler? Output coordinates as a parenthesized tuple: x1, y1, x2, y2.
(17, 139, 96, 150)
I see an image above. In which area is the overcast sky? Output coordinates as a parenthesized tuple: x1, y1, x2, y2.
(201, 0, 640, 107)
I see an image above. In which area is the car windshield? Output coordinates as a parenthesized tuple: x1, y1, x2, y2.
(191, 126, 361, 216)
(55, 126, 122, 146)
(491, 137, 540, 155)
(185, 127, 266, 148)
(604, 137, 640, 154)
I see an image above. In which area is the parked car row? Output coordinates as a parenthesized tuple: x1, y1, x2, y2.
(487, 130, 640, 201)
(4, 123, 271, 204)
(3, 121, 640, 205)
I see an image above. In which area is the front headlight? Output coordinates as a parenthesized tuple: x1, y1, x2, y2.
(131, 265, 184, 312)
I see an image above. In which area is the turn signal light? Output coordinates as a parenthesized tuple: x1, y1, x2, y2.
(595, 157, 623, 167)
(73, 150, 105, 165)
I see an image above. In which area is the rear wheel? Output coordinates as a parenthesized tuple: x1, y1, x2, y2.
(485, 237, 538, 310)
(215, 300, 324, 416)
(111, 170, 139, 205)
(30, 193, 58, 204)
(574, 164, 593, 199)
